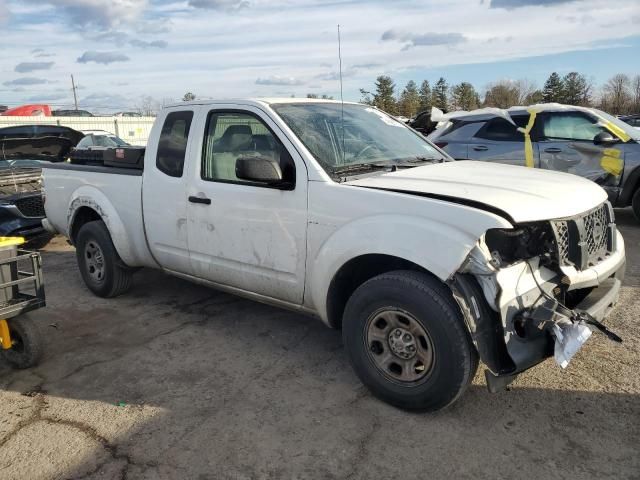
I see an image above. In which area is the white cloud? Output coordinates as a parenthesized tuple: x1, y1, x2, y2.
(77, 50, 130, 64)
(381, 30, 467, 49)
(0, 1, 7, 23)
(15, 61, 54, 72)
(37, 0, 147, 28)
(188, 0, 249, 10)
(3, 77, 49, 86)
(256, 76, 304, 86)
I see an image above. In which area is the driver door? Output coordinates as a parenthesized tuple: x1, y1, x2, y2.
(537, 111, 623, 187)
(186, 106, 308, 305)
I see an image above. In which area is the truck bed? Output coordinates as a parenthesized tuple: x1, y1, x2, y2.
(42, 163, 155, 268)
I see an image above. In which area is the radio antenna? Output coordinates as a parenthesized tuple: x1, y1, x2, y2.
(338, 24, 345, 164)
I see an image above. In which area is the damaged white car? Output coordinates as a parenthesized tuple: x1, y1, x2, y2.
(41, 99, 625, 411)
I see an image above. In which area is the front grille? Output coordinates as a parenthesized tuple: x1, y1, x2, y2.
(551, 202, 614, 270)
(14, 195, 45, 218)
(555, 220, 570, 264)
(584, 204, 608, 258)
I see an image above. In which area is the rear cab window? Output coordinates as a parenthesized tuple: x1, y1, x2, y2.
(475, 116, 529, 142)
(156, 111, 194, 177)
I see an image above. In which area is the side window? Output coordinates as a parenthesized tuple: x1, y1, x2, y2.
(156, 111, 193, 178)
(201, 111, 295, 186)
(542, 113, 604, 141)
(76, 136, 94, 148)
(476, 117, 528, 142)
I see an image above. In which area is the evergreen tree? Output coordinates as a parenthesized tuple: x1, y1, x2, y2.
(372, 75, 397, 114)
(418, 80, 432, 113)
(433, 77, 449, 111)
(398, 80, 421, 117)
(542, 72, 564, 103)
(561, 72, 591, 106)
(182, 92, 196, 101)
(451, 82, 479, 111)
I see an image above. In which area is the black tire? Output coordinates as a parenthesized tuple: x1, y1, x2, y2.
(75, 220, 133, 297)
(632, 188, 640, 222)
(342, 270, 478, 412)
(1, 315, 43, 369)
(25, 233, 54, 251)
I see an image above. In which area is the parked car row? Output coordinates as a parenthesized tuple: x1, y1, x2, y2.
(0, 124, 132, 244)
(423, 104, 640, 221)
(0, 103, 144, 117)
(0, 124, 84, 245)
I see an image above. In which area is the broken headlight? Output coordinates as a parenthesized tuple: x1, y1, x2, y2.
(485, 222, 557, 268)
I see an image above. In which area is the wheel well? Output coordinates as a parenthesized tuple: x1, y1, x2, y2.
(619, 166, 640, 206)
(326, 254, 431, 329)
(70, 207, 102, 243)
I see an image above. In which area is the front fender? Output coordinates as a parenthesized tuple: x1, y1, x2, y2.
(308, 212, 511, 324)
(67, 186, 136, 266)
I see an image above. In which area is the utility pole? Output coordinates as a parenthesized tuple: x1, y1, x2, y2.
(71, 74, 79, 110)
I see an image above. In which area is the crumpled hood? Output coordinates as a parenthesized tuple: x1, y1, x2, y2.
(346, 161, 607, 223)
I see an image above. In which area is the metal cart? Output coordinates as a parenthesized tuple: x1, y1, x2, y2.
(0, 237, 46, 369)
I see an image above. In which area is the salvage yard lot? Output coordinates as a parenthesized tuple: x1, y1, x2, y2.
(0, 211, 638, 480)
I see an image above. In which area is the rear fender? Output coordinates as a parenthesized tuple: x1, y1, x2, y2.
(67, 186, 135, 265)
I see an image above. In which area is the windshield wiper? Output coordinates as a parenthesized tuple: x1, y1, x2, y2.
(332, 162, 398, 174)
(392, 155, 445, 165)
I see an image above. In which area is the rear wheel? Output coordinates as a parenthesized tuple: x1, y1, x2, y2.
(342, 270, 478, 411)
(76, 220, 133, 297)
(632, 188, 640, 222)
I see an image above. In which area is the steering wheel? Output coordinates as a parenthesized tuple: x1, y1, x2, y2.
(353, 144, 377, 160)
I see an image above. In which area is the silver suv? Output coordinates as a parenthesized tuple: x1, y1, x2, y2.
(427, 105, 640, 220)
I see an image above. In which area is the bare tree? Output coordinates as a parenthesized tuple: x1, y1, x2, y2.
(136, 95, 161, 116)
(514, 79, 538, 105)
(601, 74, 631, 114)
(632, 75, 640, 113)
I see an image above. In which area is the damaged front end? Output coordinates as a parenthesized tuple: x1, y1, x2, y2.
(450, 201, 625, 392)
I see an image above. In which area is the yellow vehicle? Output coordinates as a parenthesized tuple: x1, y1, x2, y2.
(0, 237, 45, 368)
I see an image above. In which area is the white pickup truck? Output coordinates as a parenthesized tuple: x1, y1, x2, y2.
(42, 99, 626, 411)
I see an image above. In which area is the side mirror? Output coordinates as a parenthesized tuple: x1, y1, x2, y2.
(594, 131, 617, 146)
(235, 156, 284, 185)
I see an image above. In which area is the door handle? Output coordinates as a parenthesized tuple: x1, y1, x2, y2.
(188, 195, 211, 205)
(472, 145, 489, 151)
(544, 147, 562, 153)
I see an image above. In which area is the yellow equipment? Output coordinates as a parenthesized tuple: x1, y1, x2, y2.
(0, 237, 46, 368)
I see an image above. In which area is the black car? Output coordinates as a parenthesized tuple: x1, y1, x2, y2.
(619, 114, 640, 129)
(408, 110, 439, 136)
(0, 125, 83, 245)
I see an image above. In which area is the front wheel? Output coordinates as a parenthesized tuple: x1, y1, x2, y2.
(342, 271, 478, 411)
(632, 188, 640, 222)
(75, 220, 133, 298)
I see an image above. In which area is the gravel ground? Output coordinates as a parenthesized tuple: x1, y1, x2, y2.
(0, 209, 638, 480)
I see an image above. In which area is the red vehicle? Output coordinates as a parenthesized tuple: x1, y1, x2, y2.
(0, 104, 51, 116)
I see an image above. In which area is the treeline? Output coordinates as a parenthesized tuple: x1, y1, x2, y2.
(359, 72, 640, 118)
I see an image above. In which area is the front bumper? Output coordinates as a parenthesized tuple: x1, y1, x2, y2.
(455, 229, 625, 382)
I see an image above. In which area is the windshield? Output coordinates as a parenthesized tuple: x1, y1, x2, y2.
(593, 109, 640, 141)
(271, 103, 448, 174)
(97, 135, 129, 147)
